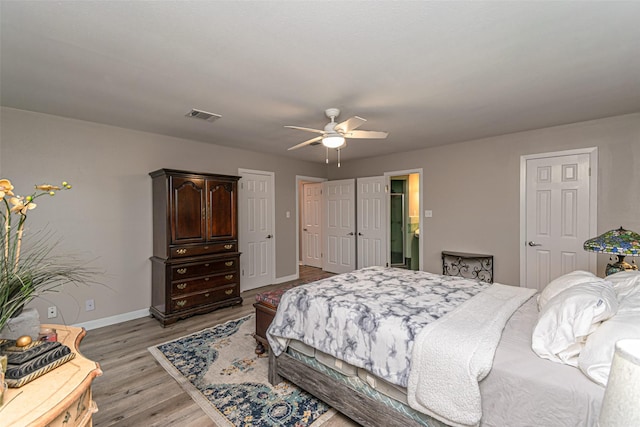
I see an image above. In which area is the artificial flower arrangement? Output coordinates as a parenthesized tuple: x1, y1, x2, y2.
(0, 178, 96, 332)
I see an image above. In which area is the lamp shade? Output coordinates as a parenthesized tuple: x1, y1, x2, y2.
(598, 339, 640, 426)
(583, 227, 640, 256)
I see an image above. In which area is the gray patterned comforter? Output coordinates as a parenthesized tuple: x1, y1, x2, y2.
(267, 266, 489, 387)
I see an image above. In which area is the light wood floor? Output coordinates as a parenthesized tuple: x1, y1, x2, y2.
(81, 266, 358, 427)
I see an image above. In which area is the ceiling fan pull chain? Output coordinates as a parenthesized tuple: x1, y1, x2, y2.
(326, 147, 329, 164)
(337, 148, 341, 168)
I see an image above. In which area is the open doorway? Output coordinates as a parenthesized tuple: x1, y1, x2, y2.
(296, 176, 327, 277)
(386, 171, 421, 271)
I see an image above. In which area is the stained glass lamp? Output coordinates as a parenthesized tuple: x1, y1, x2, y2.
(583, 227, 640, 276)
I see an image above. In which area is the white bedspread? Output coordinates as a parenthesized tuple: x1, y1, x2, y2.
(407, 284, 536, 427)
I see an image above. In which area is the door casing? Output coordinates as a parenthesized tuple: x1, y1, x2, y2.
(238, 168, 275, 291)
(519, 148, 598, 288)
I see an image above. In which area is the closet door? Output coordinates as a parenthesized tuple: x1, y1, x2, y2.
(323, 179, 356, 274)
(357, 176, 387, 269)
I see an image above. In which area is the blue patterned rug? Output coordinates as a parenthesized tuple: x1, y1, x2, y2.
(148, 315, 336, 426)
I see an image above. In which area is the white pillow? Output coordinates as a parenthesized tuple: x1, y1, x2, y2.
(537, 270, 602, 310)
(532, 281, 618, 367)
(578, 283, 640, 386)
(606, 270, 640, 299)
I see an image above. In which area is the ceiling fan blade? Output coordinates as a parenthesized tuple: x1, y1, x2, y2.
(344, 130, 389, 139)
(284, 125, 325, 134)
(335, 116, 366, 133)
(288, 135, 323, 150)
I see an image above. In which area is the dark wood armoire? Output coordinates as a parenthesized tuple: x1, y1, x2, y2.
(149, 169, 242, 326)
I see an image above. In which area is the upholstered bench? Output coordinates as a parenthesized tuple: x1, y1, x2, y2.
(253, 284, 295, 354)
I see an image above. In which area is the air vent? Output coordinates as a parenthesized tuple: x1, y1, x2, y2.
(185, 109, 222, 122)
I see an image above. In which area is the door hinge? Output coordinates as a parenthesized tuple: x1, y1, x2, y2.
(385, 185, 389, 193)
(242, 269, 244, 276)
(588, 167, 591, 177)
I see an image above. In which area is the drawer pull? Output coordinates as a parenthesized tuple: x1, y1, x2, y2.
(225, 289, 233, 295)
(224, 244, 233, 250)
(176, 268, 187, 275)
(176, 248, 187, 255)
(225, 274, 234, 280)
(176, 283, 187, 290)
(225, 261, 234, 267)
(205, 293, 210, 297)
(204, 246, 209, 250)
(204, 277, 210, 281)
(176, 300, 187, 307)
(205, 263, 210, 267)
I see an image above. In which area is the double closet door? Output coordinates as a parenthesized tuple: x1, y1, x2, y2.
(322, 177, 386, 274)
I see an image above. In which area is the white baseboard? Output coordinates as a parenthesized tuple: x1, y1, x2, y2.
(73, 308, 150, 331)
(274, 273, 298, 284)
(73, 274, 301, 330)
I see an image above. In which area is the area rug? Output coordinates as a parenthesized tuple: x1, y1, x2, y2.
(148, 315, 336, 426)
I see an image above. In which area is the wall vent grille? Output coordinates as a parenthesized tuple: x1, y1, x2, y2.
(185, 109, 222, 122)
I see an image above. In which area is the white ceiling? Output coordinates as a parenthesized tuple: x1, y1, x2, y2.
(1, 1, 639, 165)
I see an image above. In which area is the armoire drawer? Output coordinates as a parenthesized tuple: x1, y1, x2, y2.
(170, 284, 239, 311)
(170, 242, 238, 258)
(171, 272, 239, 296)
(170, 257, 238, 280)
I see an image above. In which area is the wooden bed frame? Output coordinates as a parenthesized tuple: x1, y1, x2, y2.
(268, 350, 431, 427)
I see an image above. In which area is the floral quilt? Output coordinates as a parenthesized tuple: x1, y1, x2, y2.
(267, 266, 489, 387)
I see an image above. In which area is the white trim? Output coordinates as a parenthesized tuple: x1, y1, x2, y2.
(295, 175, 327, 279)
(238, 168, 276, 288)
(384, 168, 424, 271)
(273, 273, 298, 284)
(73, 308, 150, 331)
(519, 147, 598, 285)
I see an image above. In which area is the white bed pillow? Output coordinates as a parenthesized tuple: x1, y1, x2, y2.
(532, 281, 618, 367)
(578, 280, 640, 386)
(605, 270, 640, 299)
(537, 270, 602, 310)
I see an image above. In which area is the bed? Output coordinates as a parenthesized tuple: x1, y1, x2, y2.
(266, 266, 607, 427)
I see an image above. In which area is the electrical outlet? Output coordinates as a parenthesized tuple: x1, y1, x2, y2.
(47, 306, 57, 319)
(85, 299, 95, 311)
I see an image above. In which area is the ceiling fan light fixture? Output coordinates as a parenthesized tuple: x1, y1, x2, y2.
(322, 134, 345, 148)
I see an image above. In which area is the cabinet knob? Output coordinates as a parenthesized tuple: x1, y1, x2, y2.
(204, 277, 210, 281)
(205, 293, 210, 297)
(176, 300, 187, 307)
(225, 274, 234, 280)
(176, 248, 187, 255)
(224, 244, 233, 250)
(176, 283, 187, 290)
(225, 289, 233, 295)
(176, 268, 187, 274)
(225, 261, 234, 267)
(205, 263, 210, 267)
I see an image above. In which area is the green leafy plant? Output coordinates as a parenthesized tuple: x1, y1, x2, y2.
(0, 179, 97, 331)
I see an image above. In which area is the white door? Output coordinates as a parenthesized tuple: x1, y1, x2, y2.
(523, 151, 596, 291)
(302, 182, 323, 268)
(238, 170, 275, 291)
(357, 176, 387, 268)
(323, 179, 356, 274)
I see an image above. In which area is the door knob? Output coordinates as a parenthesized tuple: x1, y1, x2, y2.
(528, 241, 542, 246)
(303, 228, 308, 231)
(266, 234, 273, 239)
(347, 232, 354, 236)
(358, 232, 363, 236)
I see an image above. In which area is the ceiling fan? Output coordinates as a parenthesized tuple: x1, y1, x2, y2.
(285, 108, 388, 166)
